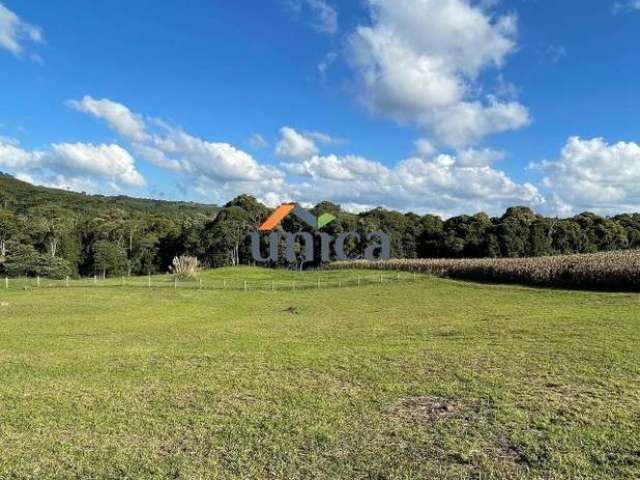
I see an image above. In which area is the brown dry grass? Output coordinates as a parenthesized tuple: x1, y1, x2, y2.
(333, 250, 640, 291)
(169, 255, 199, 280)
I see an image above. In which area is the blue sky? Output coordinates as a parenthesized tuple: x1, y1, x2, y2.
(1, 0, 640, 217)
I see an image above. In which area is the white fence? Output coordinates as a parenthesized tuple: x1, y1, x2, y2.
(2, 272, 420, 293)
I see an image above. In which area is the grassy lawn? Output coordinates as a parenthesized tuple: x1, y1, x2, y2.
(0, 268, 639, 479)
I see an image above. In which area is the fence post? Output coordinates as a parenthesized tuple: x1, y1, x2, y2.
(174, 277, 177, 290)
(397, 272, 400, 281)
(4, 277, 8, 289)
(244, 280, 247, 292)
(223, 279, 227, 290)
(380, 274, 383, 284)
(94, 275, 97, 286)
(148, 274, 152, 289)
(37, 276, 40, 288)
(66, 276, 70, 288)
(199, 279, 203, 290)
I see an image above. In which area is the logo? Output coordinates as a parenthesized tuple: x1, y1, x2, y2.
(250, 203, 391, 265)
(259, 203, 336, 231)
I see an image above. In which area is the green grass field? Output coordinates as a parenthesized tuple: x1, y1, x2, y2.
(1, 268, 639, 479)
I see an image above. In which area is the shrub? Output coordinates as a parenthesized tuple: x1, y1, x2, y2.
(170, 256, 199, 280)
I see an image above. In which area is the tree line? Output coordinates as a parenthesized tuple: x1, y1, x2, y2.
(1, 173, 639, 278)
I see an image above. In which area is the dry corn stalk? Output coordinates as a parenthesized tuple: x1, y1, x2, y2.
(332, 250, 640, 291)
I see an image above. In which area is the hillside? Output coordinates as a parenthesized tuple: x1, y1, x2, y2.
(0, 172, 219, 218)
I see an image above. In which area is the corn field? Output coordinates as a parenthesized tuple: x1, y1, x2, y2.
(333, 250, 640, 291)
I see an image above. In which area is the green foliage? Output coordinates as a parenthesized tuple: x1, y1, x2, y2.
(93, 240, 128, 278)
(2, 244, 72, 279)
(3, 172, 640, 276)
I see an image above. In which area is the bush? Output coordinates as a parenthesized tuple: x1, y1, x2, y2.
(169, 256, 199, 279)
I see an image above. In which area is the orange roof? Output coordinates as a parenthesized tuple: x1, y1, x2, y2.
(259, 203, 296, 231)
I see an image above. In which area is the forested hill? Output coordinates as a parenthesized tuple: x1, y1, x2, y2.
(2, 171, 640, 279)
(0, 172, 219, 217)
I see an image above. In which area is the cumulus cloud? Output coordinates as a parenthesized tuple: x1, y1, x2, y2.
(286, 0, 338, 34)
(68, 96, 286, 205)
(424, 98, 530, 149)
(0, 140, 41, 169)
(283, 154, 389, 181)
(153, 128, 282, 182)
(0, 3, 43, 58)
(0, 135, 19, 146)
(275, 126, 320, 160)
(532, 137, 640, 215)
(65, 96, 542, 216)
(414, 138, 436, 158)
(455, 147, 505, 167)
(67, 96, 149, 143)
(393, 154, 542, 215)
(0, 139, 145, 191)
(347, 0, 530, 148)
(48, 143, 144, 187)
(281, 147, 542, 216)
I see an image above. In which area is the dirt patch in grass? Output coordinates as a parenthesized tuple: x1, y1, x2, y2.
(388, 396, 465, 423)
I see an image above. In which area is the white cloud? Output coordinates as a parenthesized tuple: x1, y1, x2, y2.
(424, 98, 530, 149)
(283, 154, 389, 181)
(414, 138, 436, 157)
(0, 135, 19, 146)
(286, 0, 338, 34)
(0, 139, 145, 191)
(394, 154, 542, 215)
(275, 126, 320, 160)
(0, 3, 43, 58)
(613, 0, 640, 13)
(248, 133, 269, 149)
(281, 148, 542, 216)
(159, 128, 281, 182)
(68, 96, 286, 204)
(67, 96, 149, 143)
(304, 129, 344, 146)
(65, 96, 542, 216)
(48, 143, 144, 187)
(347, 0, 529, 148)
(455, 147, 505, 167)
(0, 140, 41, 169)
(532, 137, 640, 215)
